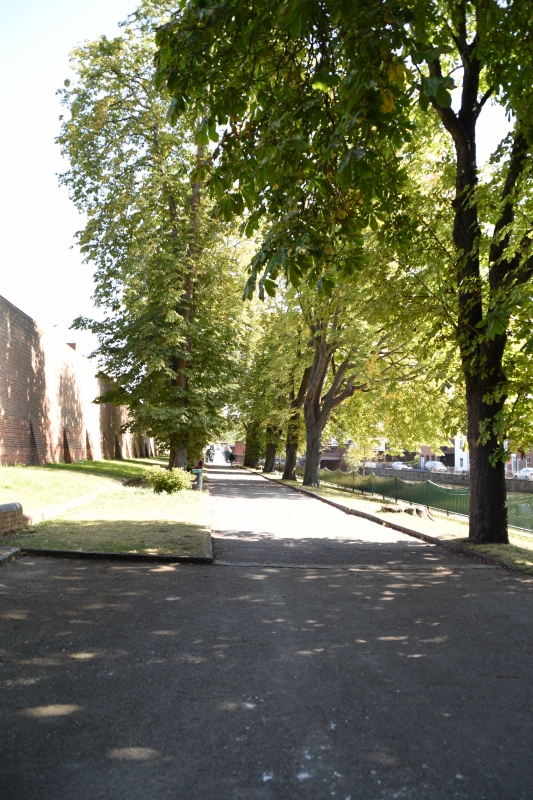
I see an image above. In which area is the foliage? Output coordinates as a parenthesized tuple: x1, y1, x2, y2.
(154, 0, 533, 540)
(224, 291, 311, 466)
(342, 441, 376, 472)
(154, 0, 412, 296)
(144, 465, 194, 493)
(58, 0, 245, 462)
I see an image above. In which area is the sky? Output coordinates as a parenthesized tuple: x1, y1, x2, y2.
(0, 0, 135, 355)
(0, 1, 512, 357)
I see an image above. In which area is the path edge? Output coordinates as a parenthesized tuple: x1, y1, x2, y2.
(0, 547, 21, 568)
(18, 547, 213, 564)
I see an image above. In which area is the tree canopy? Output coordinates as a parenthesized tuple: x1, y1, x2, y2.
(155, 0, 533, 542)
(59, 2, 245, 463)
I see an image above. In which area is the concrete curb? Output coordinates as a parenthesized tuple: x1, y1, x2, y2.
(214, 560, 490, 571)
(255, 471, 523, 575)
(0, 547, 21, 567)
(19, 547, 213, 564)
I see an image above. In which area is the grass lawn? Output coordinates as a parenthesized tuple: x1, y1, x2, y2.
(0, 459, 166, 517)
(0, 466, 110, 517)
(45, 457, 168, 481)
(4, 484, 211, 557)
(263, 472, 533, 575)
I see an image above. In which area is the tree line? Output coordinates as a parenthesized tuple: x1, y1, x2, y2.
(59, 0, 533, 545)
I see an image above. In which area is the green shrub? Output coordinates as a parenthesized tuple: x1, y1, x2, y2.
(144, 466, 195, 494)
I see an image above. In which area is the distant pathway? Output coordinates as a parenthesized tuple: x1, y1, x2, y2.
(209, 466, 470, 570)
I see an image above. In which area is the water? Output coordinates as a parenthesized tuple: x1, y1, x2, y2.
(507, 492, 533, 533)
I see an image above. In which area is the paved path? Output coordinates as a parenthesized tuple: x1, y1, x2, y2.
(209, 467, 467, 569)
(1, 467, 533, 799)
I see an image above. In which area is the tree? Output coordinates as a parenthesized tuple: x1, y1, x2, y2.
(58, 1, 244, 466)
(399, 3, 533, 543)
(155, 0, 533, 542)
(226, 294, 310, 471)
(333, 375, 452, 474)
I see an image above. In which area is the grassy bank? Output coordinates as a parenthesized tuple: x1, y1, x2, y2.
(1, 459, 210, 558)
(5, 484, 210, 557)
(0, 458, 168, 516)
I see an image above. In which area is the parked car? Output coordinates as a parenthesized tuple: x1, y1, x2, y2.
(513, 467, 533, 480)
(390, 461, 412, 470)
(424, 460, 448, 472)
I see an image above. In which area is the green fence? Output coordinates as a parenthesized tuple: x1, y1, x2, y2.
(294, 466, 533, 533)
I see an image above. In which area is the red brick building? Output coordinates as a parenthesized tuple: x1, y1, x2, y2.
(0, 295, 154, 465)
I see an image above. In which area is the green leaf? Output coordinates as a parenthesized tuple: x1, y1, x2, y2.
(312, 81, 330, 93)
(435, 83, 452, 108)
(419, 92, 430, 111)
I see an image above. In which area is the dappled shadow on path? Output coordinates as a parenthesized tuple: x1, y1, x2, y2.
(211, 530, 468, 569)
(1, 555, 532, 800)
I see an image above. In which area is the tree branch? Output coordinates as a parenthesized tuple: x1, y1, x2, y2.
(490, 131, 530, 292)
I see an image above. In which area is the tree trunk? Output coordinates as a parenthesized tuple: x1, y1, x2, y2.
(167, 141, 204, 474)
(243, 419, 263, 468)
(282, 366, 311, 481)
(303, 423, 323, 487)
(282, 412, 300, 480)
(169, 447, 187, 469)
(428, 54, 510, 543)
(243, 453, 259, 468)
(466, 374, 508, 543)
(283, 441, 298, 480)
(301, 336, 359, 487)
(264, 442, 277, 473)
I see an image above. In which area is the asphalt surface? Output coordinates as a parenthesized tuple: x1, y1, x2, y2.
(1, 466, 532, 800)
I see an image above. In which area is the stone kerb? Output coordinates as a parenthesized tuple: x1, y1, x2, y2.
(0, 502, 24, 534)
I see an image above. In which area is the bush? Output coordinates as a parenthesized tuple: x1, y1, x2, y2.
(144, 466, 195, 494)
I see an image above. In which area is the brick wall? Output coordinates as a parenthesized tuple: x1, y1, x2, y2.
(0, 295, 154, 465)
(0, 502, 24, 533)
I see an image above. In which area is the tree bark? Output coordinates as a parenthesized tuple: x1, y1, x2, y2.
(264, 442, 277, 473)
(283, 414, 300, 480)
(282, 366, 311, 481)
(466, 373, 508, 543)
(302, 330, 361, 487)
(303, 422, 323, 486)
(243, 420, 263, 468)
(169, 447, 187, 469)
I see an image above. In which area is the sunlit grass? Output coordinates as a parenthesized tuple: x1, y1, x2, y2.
(454, 540, 533, 574)
(45, 457, 167, 481)
(0, 466, 110, 515)
(5, 485, 210, 557)
(0, 458, 167, 517)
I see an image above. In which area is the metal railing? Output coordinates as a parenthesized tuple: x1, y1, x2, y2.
(294, 466, 533, 533)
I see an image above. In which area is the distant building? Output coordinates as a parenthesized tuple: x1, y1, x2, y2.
(454, 434, 533, 475)
(320, 443, 347, 470)
(418, 443, 455, 469)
